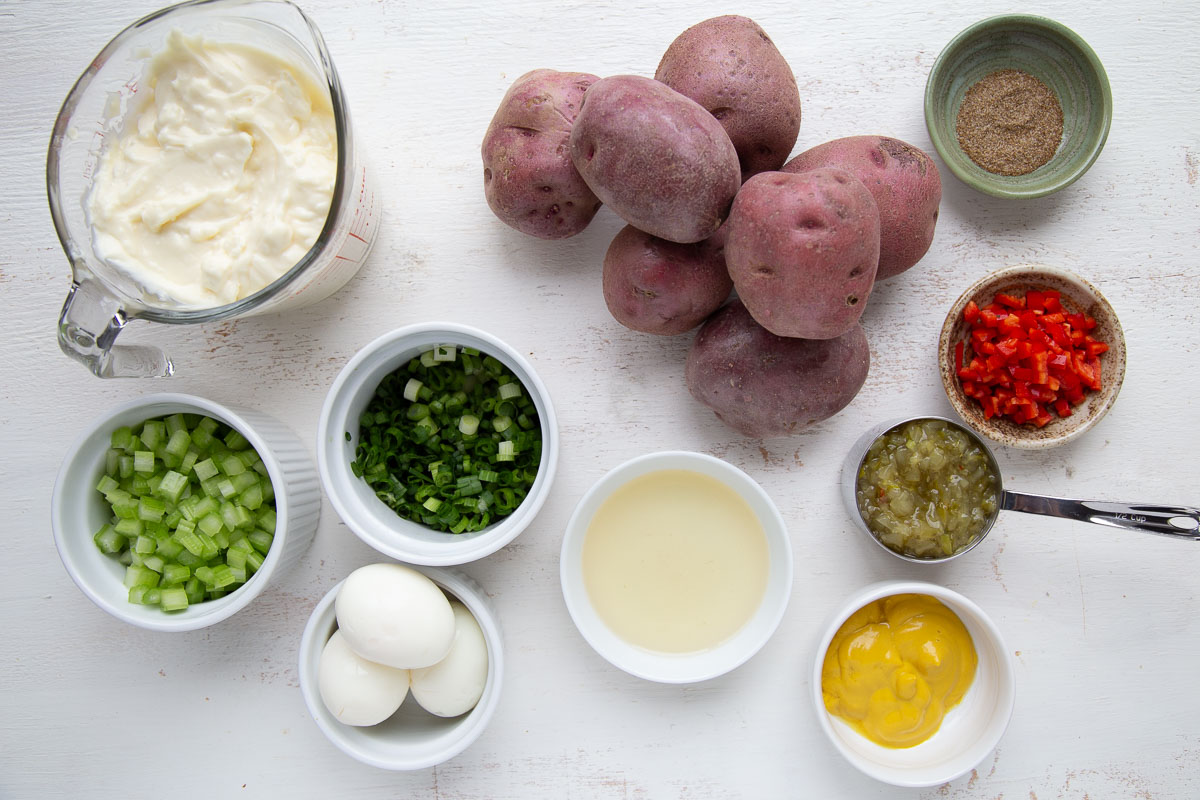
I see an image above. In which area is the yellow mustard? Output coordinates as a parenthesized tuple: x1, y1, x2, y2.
(821, 594, 977, 748)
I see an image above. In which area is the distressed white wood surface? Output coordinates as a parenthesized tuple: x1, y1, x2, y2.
(2, 0, 1199, 797)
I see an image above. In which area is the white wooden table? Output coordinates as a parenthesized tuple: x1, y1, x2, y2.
(3, 1, 1198, 797)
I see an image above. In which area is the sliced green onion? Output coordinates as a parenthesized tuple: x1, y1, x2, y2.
(349, 345, 542, 534)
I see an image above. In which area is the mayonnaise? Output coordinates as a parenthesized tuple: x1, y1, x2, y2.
(87, 30, 337, 307)
(821, 594, 977, 748)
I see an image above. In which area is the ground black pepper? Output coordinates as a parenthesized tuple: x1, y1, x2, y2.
(955, 69, 1064, 176)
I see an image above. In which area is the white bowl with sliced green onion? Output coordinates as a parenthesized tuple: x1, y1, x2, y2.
(52, 393, 320, 632)
(318, 323, 559, 566)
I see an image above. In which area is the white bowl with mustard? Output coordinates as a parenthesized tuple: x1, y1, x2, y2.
(813, 580, 1016, 787)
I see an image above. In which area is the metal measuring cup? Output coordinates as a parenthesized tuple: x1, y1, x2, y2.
(841, 415, 1200, 563)
(48, 0, 379, 378)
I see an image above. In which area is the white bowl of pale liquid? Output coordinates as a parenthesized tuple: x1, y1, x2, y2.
(559, 451, 792, 684)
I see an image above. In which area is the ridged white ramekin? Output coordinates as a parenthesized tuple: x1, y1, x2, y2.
(52, 393, 320, 632)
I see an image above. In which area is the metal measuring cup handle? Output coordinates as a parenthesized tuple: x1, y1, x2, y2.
(58, 277, 173, 379)
(1000, 491, 1200, 540)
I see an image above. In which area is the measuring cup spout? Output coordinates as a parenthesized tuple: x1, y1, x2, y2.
(57, 277, 173, 378)
(1000, 491, 1200, 541)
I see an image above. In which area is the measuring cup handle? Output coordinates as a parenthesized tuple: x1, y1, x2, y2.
(58, 278, 173, 378)
(1001, 491, 1200, 541)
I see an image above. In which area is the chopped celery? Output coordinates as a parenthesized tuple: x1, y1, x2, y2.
(133, 450, 156, 474)
(247, 530, 273, 555)
(156, 470, 188, 505)
(161, 563, 190, 585)
(114, 518, 143, 538)
(137, 496, 166, 522)
(240, 483, 264, 511)
(93, 525, 126, 555)
(164, 428, 191, 459)
(91, 413, 277, 611)
(223, 430, 249, 451)
(140, 420, 165, 450)
(193, 458, 219, 481)
(160, 586, 188, 612)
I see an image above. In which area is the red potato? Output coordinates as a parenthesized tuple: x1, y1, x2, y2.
(685, 300, 870, 437)
(602, 224, 731, 335)
(655, 15, 802, 179)
(725, 168, 880, 339)
(569, 75, 741, 243)
(783, 136, 941, 279)
(482, 69, 602, 239)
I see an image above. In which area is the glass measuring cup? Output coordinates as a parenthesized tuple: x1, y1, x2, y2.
(48, 0, 379, 378)
(841, 415, 1200, 563)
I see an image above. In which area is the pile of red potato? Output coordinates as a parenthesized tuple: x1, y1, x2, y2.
(481, 15, 942, 437)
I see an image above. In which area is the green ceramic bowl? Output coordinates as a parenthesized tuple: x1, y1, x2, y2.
(925, 15, 1112, 199)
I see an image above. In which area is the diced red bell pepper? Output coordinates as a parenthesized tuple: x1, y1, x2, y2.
(956, 286, 1108, 427)
(996, 293, 1026, 309)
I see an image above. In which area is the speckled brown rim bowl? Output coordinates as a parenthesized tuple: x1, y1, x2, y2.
(925, 14, 1112, 199)
(938, 264, 1125, 449)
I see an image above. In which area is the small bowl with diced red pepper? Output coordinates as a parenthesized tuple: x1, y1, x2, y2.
(938, 264, 1126, 449)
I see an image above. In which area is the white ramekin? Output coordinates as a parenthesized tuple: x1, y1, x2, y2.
(297, 564, 504, 770)
(559, 450, 793, 684)
(52, 392, 320, 632)
(812, 580, 1016, 787)
(317, 323, 558, 565)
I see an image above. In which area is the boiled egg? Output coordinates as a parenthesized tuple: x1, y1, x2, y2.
(335, 563, 455, 669)
(410, 601, 489, 717)
(318, 630, 411, 727)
